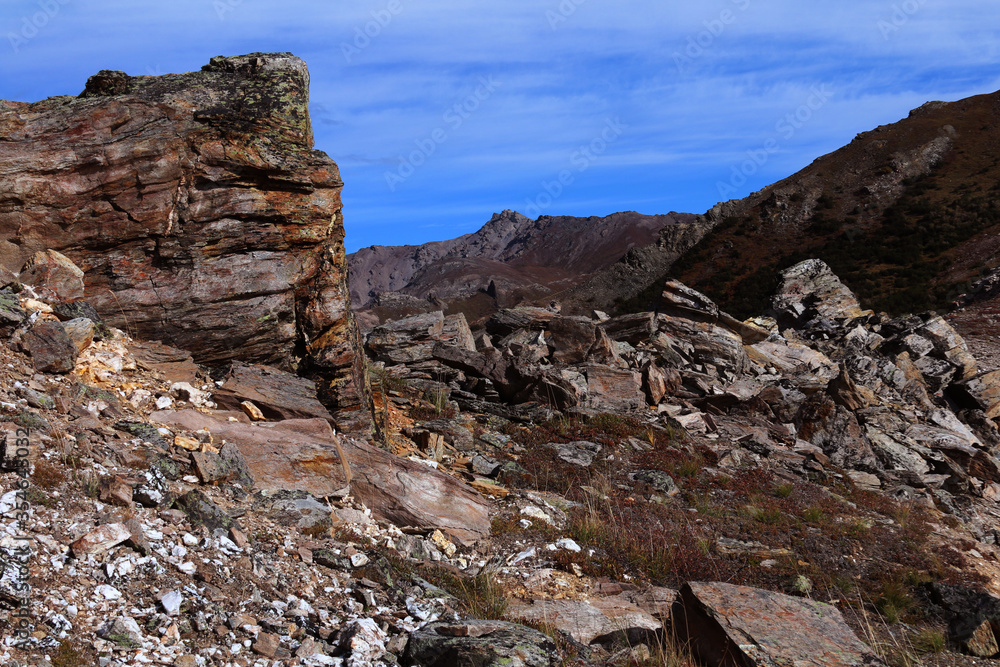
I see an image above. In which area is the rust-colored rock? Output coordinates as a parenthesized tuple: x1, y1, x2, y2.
(19, 249, 85, 302)
(151, 409, 490, 545)
(21, 320, 78, 373)
(508, 597, 661, 645)
(0, 53, 367, 428)
(678, 581, 885, 667)
(71, 523, 132, 556)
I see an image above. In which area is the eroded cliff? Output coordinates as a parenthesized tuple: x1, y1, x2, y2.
(0, 52, 368, 428)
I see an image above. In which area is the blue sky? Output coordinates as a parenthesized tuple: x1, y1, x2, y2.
(2, 1, 999, 253)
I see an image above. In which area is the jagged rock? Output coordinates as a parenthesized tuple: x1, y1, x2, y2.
(769, 258, 871, 327)
(925, 582, 1000, 658)
(656, 315, 749, 375)
(545, 316, 597, 365)
(601, 312, 657, 345)
(20, 320, 78, 373)
(212, 362, 333, 423)
(404, 620, 556, 667)
(661, 279, 768, 343)
(828, 366, 875, 411)
(677, 581, 885, 667)
(907, 424, 1000, 482)
(484, 306, 558, 338)
(0, 290, 25, 334)
(71, 523, 132, 556)
(587, 325, 626, 367)
(634, 470, 679, 495)
(432, 343, 527, 401)
(97, 617, 143, 649)
(153, 410, 490, 545)
(61, 318, 96, 354)
(129, 340, 201, 384)
(254, 491, 334, 535)
(748, 339, 838, 380)
(508, 597, 661, 645)
(367, 311, 446, 364)
(546, 440, 602, 467)
(19, 249, 85, 302)
(642, 361, 679, 404)
(952, 370, 1000, 419)
(917, 316, 978, 380)
(0, 53, 367, 426)
(796, 394, 880, 472)
(174, 489, 242, 537)
(584, 364, 644, 412)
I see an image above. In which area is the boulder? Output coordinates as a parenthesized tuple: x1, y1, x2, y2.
(129, 340, 201, 384)
(20, 320, 78, 373)
(404, 620, 556, 667)
(366, 311, 445, 364)
(584, 365, 645, 412)
(212, 362, 333, 423)
(0, 290, 25, 334)
(600, 312, 657, 345)
(656, 315, 749, 376)
(796, 394, 880, 472)
(507, 597, 661, 645)
(952, 370, 1000, 419)
(661, 279, 768, 343)
(677, 582, 885, 667)
(768, 258, 871, 327)
(484, 307, 558, 338)
(545, 316, 597, 365)
(151, 410, 490, 545)
(18, 249, 85, 302)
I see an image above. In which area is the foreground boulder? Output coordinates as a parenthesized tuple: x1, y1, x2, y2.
(151, 409, 490, 545)
(508, 597, 661, 646)
(0, 52, 367, 426)
(404, 620, 556, 667)
(769, 258, 872, 327)
(677, 582, 885, 666)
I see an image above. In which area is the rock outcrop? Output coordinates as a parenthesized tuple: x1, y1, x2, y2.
(0, 53, 367, 427)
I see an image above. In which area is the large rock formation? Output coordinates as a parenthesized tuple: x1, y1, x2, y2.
(0, 53, 368, 427)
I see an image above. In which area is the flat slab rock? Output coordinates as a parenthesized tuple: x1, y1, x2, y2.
(508, 596, 661, 645)
(678, 582, 885, 667)
(405, 619, 555, 667)
(211, 362, 333, 422)
(151, 409, 489, 545)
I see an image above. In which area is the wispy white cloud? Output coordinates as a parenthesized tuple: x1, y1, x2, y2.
(0, 0, 998, 250)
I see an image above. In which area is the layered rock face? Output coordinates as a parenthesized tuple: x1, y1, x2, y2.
(0, 53, 367, 426)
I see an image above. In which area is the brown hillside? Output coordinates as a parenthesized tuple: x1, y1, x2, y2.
(659, 90, 1000, 319)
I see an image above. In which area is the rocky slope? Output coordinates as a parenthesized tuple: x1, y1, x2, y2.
(348, 209, 694, 322)
(658, 90, 1000, 319)
(8, 247, 1000, 665)
(0, 53, 368, 428)
(552, 90, 1000, 320)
